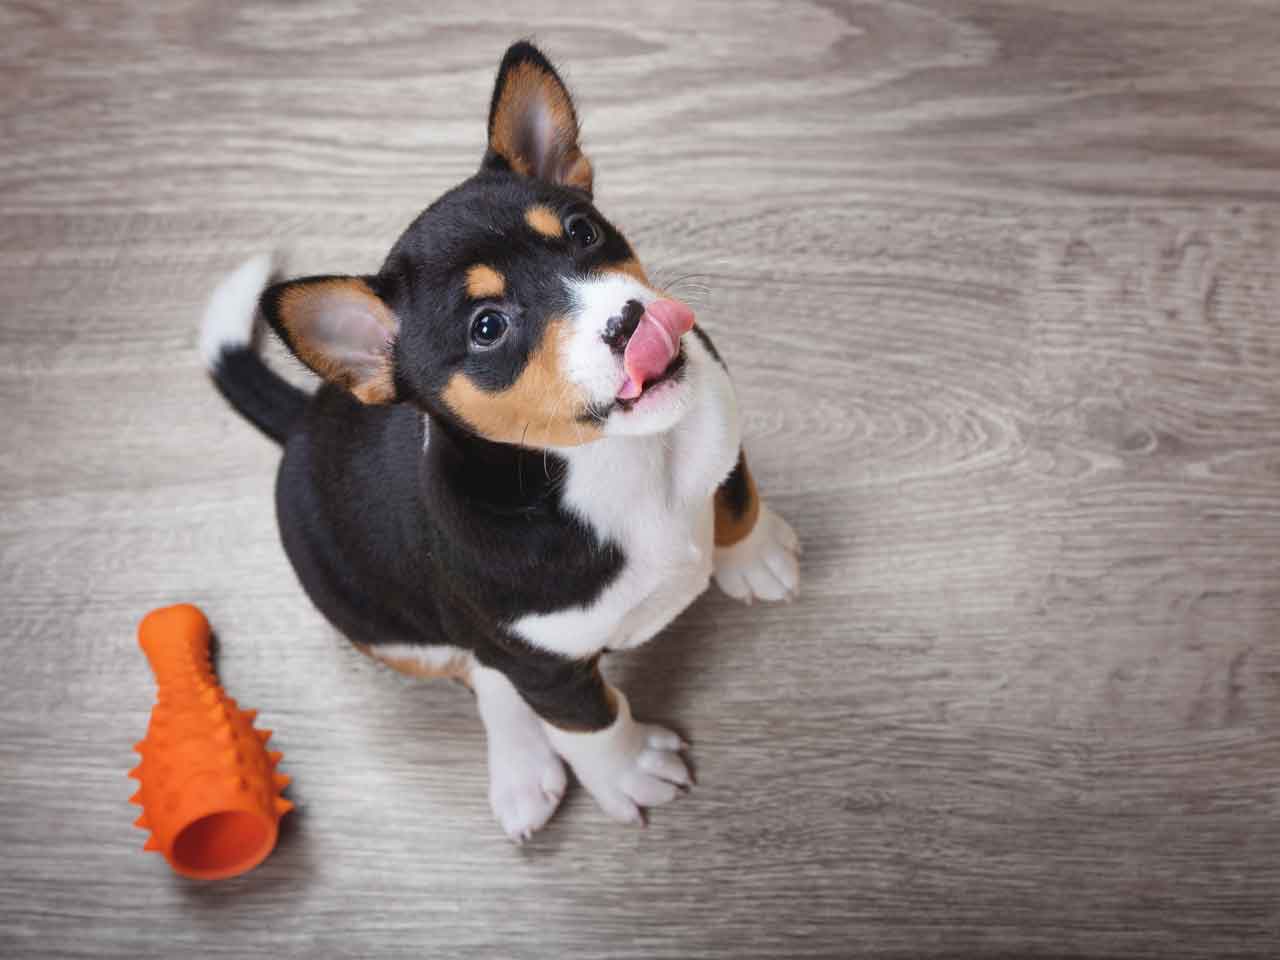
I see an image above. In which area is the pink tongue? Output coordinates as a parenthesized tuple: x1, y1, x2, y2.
(618, 298, 696, 400)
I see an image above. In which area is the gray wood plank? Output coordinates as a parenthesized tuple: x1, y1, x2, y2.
(3, 2, 1280, 957)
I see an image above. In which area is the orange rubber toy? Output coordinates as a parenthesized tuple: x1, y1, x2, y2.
(128, 604, 294, 880)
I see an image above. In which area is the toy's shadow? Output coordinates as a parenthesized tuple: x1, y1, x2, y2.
(175, 798, 315, 909)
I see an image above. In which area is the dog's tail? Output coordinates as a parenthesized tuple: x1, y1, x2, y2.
(200, 255, 307, 446)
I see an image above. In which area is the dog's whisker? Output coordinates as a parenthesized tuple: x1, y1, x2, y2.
(648, 268, 714, 311)
(517, 422, 531, 495)
(539, 380, 577, 479)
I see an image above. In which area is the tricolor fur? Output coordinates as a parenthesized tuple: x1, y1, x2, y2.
(202, 41, 800, 841)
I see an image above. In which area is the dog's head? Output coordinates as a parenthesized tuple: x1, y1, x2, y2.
(263, 41, 699, 447)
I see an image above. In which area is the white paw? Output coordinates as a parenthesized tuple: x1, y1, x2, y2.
(488, 738, 568, 843)
(544, 693, 692, 826)
(713, 503, 800, 603)
(584, 724, 691, 825)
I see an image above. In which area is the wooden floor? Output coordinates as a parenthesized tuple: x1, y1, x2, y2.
(4, 2, 1280, 957)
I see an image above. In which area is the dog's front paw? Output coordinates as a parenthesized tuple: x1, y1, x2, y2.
(713, 503, 800, 603)
(487, 733, 567, 843)
(545, 695, 692, 826)
(580, 723, 691, 825)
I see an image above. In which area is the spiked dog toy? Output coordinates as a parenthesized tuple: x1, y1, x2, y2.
(128, 604, 293, 880)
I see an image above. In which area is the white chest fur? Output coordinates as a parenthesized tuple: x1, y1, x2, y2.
(510, 338, 740, 658)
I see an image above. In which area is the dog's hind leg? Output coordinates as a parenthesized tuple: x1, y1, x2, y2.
(712, 450, 801, 603)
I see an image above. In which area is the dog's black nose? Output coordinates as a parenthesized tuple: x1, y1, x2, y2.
(602, 299, 646, 354)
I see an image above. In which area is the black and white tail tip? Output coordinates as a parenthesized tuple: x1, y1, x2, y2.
(200, 254, 307, 446)
(199, 253, 274, 372)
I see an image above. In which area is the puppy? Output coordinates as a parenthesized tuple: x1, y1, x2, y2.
(201, 42, 800, 841)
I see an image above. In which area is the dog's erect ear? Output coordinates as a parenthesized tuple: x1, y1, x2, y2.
(262, 276, 399, 405)
(483, 41, 593, 194)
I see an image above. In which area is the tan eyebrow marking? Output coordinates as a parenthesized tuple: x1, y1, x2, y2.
(465, 264, 505, 300)
(525, 205, 564, 239)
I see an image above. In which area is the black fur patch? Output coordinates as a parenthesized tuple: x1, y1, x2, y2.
(274, 388, 625, 728)
(212, 346, 306, 443)
(691, 325, 724, 366)
(719, 449, 752, 521)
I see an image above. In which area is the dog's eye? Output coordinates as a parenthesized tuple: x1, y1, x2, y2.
(470, 309, 509, 348)
(565, 213, 601, 250)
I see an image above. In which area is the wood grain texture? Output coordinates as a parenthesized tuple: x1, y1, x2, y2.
(3, 1, 1280, 957)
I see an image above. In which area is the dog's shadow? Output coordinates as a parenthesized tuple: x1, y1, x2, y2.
(611, 591, 739, 740)
(611, 489, 824, 748)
